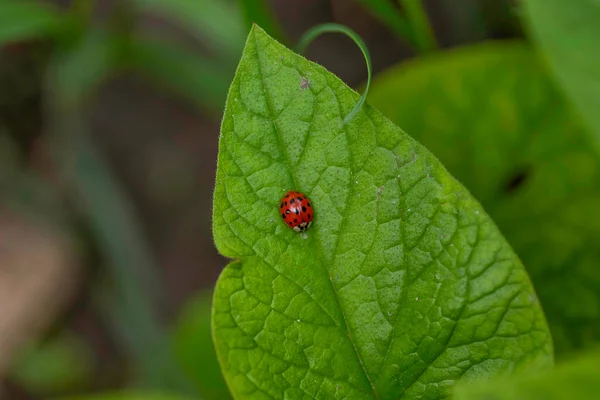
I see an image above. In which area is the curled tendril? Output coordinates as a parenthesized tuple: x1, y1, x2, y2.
(296, 23, 372, 126)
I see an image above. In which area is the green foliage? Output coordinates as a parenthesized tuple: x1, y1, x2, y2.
(45, 27, 191, 393)
(238, 0, 286, 45)
(9, 332, 93, 395)
(57, 392, 195, 400)
(172, 290, 232, 399)
(126, 37, 231, 112)
(521, 0, 600, 148)
(354, 0, 438, 53)
(0, 0, 62, 44)
(397, 0, 438, 52)
(133, 0, 246, 64)
(354, 0, 413, 45)
(367, 41, 600, 357)
(453, 347, 600, 399)
(48, 30, 120, 108)
(211, 25, 552, 399)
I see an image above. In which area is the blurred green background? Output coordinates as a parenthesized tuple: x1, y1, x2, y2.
(0, 0, 598, 399)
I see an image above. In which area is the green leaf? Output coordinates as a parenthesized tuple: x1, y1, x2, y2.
(453, 348, 600, 399)
(0, 0, 62, 44)
(172, 290, 232, 399)
(520, 0, 600, 147)
(212, 26, 553, 399)
(367, 41, 600, 357)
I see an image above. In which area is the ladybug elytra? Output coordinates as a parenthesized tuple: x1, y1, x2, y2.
(280, 190, 313, 232)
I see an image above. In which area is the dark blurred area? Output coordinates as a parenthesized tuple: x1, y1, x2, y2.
(0, 0, 525, 398)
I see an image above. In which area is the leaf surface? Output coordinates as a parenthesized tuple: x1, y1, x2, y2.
(367, 41, 600, 357)
(212, 26, 553, 400)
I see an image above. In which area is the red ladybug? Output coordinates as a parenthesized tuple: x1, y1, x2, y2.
(280, 190, 313, 232)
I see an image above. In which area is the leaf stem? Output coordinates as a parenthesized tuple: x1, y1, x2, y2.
(296, 23, 372, 125)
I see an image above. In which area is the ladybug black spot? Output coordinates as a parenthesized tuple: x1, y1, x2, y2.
(295, 210, 299, 215)
(281, 213, 285, 219)
(307, 214, 311, 218)
(294, 219, 298, 223)
(290, 199, 295, 204)
(307, 202, 311, 207)
(302, 206, 306, 212)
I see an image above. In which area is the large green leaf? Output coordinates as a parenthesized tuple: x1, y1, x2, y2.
(521, 0, 600, 147)
(367, 42, 600, 356)
(212, 26, 552, 399)
(453, 347, 600, 399)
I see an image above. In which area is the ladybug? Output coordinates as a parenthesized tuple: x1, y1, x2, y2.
(279, 190, 313, 232)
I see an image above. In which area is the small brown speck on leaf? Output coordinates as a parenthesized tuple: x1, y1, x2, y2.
(300, 77, 310, 89)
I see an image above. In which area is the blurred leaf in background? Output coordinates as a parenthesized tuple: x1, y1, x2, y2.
(453, 346, 600, 400)
(9, 331, 94, 396)
(521, 0, 600, 149)
(172, 290, 231, 400)
(0, 0, 62, 44)
(354, 0, 438, 53)
(125, 37, 231, 114)
(238, 0, 287, 45)
(58, 391, 196, 400)
(128, 0, 289, 114)
(368, 42, 600, 357)
(133, 0, 246, 64)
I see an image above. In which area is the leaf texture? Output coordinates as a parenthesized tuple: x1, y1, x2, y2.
(212, 26, 553, 400)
